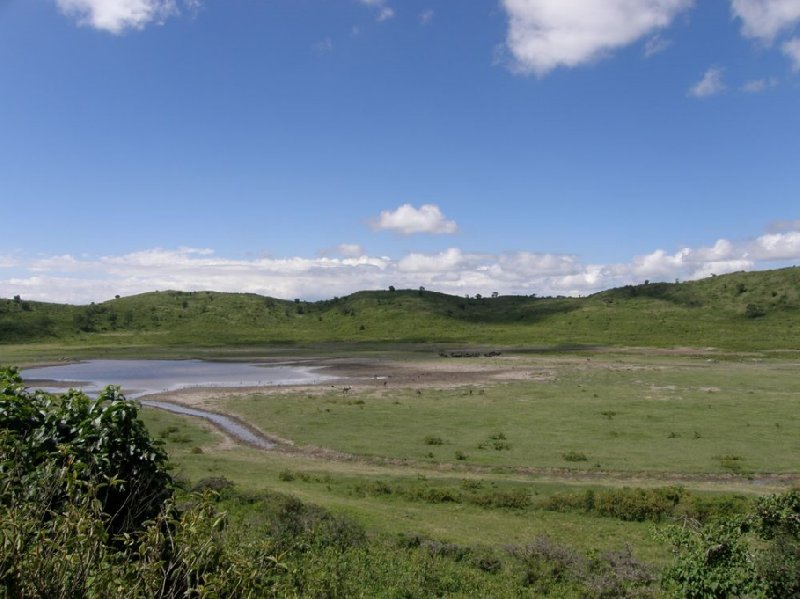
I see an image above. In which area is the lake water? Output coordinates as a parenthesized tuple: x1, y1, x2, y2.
(20, 359, 334, 449)
(21, 359, 332, 399)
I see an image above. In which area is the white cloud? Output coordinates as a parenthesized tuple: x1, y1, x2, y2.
(398, 248, 464, 272)
(377, 7, 395, 21)
(783, 36, 800, 68)
(373, 204, 458, 235)
(644, 34, 672, 57)
(731, 0, 800, 43)
(359, 0, 394, 22)
(750, 231, 800, 260)
(4, 225, 800, 304)
(500, 0, 693, 76)
(55, 0, 188, 33)
(689, 239, 737, 262)
(689, 67, 726, 97)
(419, 9, 434, 25)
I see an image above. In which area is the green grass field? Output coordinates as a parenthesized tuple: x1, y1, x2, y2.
(217, 354, 800, 474)
(139, 408, 673, 565)
(134, 348, 799, 585)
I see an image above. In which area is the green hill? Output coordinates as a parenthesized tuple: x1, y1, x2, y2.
(2, 267, 799, 350)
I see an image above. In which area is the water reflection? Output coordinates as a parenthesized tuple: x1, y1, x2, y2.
(22, 359, 331, 398)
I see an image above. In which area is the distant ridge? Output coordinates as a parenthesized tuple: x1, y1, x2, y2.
(1, 267, 799, 350)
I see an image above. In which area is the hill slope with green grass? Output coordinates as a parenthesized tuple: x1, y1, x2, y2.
(2, 267, 799, 350)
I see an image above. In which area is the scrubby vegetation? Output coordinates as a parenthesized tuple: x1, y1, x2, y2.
(3, 366, 800, 597)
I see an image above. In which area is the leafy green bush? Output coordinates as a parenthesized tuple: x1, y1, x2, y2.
(542, 487, 748, 524)
(659, 491, 800, 598)
(0, 366, 171, 535)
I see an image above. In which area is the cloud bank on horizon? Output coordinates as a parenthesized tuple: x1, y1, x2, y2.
(3, 213, 800, 304)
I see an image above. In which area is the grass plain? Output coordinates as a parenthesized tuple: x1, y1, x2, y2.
(135, 348, 799, 580)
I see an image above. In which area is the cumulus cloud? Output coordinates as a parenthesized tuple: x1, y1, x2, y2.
(784, 37, 800, 68)
(731, 0, 800, 43)
(373, 204, 458, 235)
(54, 0, 195, 33)
(4, 224, 800, 304)
(419, 9, 434, 25)
(689, 67, 726, 97)
(500, 0, 693, 76)
(750, 231, 800, 260)
(398, 248, 465, 272)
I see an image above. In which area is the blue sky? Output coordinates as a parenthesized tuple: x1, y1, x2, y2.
(1, 0, 799, 303)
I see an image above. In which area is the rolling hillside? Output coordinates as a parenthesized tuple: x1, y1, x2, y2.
(1, 267, 799, 350)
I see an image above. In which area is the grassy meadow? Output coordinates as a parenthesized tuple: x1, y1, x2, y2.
(218, 354, 800, 474)
(139, 406, 675, 566)
(133, 348, 799, 592)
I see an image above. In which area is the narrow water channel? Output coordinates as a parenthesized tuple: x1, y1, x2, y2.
(141, 400, 276, 449)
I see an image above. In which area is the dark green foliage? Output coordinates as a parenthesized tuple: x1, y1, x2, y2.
(563, 450, 589, 462)
(278, 468, 296, 481)
(0, 366, 171, 535)
(354, 479, 531, 510)
(192, 475, 235, 495)
(659, 520, 759, 598)
(660, 490, 800, 598)
(542, 487, 749, 524)
(750, 491, 800, 597)
(745, 303, 766, 318)
(509, 536, 657, 598)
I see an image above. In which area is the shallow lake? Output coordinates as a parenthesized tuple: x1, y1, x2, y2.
(20, 359, 334, 449)
(21, 359, 332, 399)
